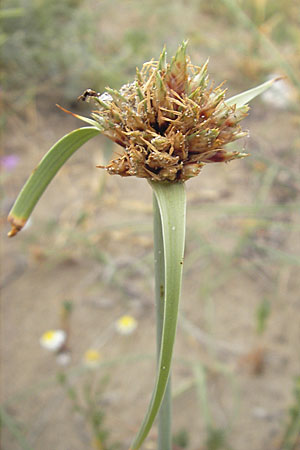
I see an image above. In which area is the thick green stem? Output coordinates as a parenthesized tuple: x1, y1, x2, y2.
(130, 181, 186, 450)
(157, 380, 172, 450)
(153, 193, 171, 450)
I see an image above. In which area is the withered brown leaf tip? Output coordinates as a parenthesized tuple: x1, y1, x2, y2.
(85, 42, 249, 182)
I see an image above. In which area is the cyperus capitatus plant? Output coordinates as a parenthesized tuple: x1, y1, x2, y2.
(8, 42, 277, 450)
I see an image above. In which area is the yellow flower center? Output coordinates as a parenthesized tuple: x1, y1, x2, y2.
(119, 315, 135, 327)
(84, 349, 101, 362)
(116, 315, 138, 335)
(42, 330, 56, 342)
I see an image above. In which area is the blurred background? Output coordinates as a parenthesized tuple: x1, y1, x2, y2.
(1, 1, 300, 449)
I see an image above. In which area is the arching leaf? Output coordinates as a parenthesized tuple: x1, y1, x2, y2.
(7, 127, 100, 237)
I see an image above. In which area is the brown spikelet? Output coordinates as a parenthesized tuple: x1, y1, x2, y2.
(78, 43, 249, 182)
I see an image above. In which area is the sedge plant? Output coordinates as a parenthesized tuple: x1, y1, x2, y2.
(7, 42, 278, 450)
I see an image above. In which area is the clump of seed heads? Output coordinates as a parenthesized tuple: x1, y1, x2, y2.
(80, 42, 249, 182)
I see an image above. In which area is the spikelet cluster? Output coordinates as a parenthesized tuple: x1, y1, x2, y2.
(85, 43, 249, 182)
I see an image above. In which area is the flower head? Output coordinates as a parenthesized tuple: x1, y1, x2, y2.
(83, 348, 101, 368)
(115, 315, 138, 335)
(40, 329, 66, 352)
(81, 42, 249, 182)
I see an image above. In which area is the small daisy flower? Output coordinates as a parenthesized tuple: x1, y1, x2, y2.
(40, 329, 66, 352)
(115, 315, 138, 335)
(84, 348, 101, 368)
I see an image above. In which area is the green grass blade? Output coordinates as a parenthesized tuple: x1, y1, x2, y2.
(0, 406, 32, 450)
(226, 77, 280, 108)
(220, 0, 300, 93)
(130, 181, 186, 450)
(7, 127, 100, 237)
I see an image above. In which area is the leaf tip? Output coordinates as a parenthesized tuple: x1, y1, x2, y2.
(273, 75, 286, 84)
(7, 214, 26, 237)
(158, 45, 167, 71)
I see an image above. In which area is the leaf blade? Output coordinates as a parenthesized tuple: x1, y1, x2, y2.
(7, 127, 100, 236)
(226, 77, 281, 108)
